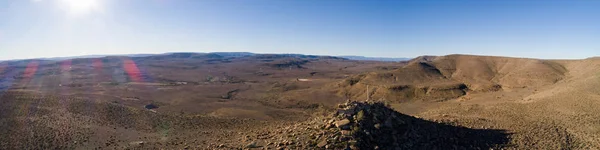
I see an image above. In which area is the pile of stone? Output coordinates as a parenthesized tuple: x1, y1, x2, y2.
(306, 101, 507, 149)
(310, 101, 410, 149)
(235, 101, 507, 149)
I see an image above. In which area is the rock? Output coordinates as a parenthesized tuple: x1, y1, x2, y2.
(335, 119, 351, 129)
(374, 124, 381, 129)
(324, 123, 333, 129)
(339, 109, 356, 117)
(129, 141, 145, 146)
(317, 139, 328, 148)
(246, 141, 259, 148)
(341, 130, 352, 135)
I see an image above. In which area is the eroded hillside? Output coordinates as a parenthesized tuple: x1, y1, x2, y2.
(1, 53, 600, 149)
(337, 55, 569, 102)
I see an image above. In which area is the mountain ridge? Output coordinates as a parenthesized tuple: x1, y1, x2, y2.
(1, 52, 414, 62)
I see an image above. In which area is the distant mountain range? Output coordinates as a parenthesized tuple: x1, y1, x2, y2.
(338, 56, 411, 62)
(38, 54, 158, 61)
(0, 54, 157, 62)
(1, 52, 411, 62)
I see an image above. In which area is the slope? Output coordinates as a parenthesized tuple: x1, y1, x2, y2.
(336, 54, 568, 102)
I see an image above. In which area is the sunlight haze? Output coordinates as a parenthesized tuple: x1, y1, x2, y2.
(3, 1, 600, 149)
(0, 0, 599, 60)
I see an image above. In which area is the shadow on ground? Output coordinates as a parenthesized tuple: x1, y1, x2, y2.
(398, 115, 510, 149)
(333, 102, 510, 149)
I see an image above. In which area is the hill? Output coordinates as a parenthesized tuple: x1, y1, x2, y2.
(338, 56, 411, 62)
(1, 53, 600, 149)
(337, 54, 568, 102)
(332, 54, 600, 149)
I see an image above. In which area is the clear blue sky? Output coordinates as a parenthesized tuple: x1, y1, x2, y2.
(0, 0, 598, 60)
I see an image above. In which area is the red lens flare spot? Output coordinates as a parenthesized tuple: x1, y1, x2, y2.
(123, 59, 141, 82)
(61, 60, 72, 72)
(92, 58, 103, 70)
(0, 63, 6, 73)
(23, 61, 39, 79)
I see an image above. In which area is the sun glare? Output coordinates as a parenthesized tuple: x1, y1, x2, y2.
(59, 0, 101, 16)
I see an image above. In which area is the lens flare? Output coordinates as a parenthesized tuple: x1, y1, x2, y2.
(59, 0, 102, 16)
(23, 61, 39, 79)
(92, 58, 103, 70)
(60, 60, 72, 72)
(0, 63, 5, 74)
(123, 58, 141, 82)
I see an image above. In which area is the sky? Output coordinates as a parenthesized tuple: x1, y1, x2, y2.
(0, 0, 598, 60)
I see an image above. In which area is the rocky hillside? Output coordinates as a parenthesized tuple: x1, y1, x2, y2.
(337, 54, 567, 102)
(237, 101, 508, 149)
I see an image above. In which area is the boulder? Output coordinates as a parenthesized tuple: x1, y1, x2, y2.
(335, 119, 351, 129)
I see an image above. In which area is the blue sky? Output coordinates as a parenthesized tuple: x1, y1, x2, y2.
(0, 0, 598, 60)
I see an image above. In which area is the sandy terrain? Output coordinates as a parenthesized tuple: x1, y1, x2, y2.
(0, 53, 599, 149)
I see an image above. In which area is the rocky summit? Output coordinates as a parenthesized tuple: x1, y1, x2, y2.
(310, 101, 506, 149)
(247, 101, 509, 150)
(317, 101, 412, 149)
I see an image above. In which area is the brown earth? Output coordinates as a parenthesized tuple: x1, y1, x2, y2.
(0, 53, 599, 149)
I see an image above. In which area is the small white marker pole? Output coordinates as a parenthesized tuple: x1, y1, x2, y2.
(366, 85, 370, 101)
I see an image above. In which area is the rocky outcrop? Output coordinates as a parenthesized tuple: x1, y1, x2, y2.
(249, 101, 508, 149)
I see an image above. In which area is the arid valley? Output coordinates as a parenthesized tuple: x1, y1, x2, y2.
(1, 53, 599, 149)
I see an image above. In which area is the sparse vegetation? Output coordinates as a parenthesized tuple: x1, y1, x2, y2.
(1, 54, 599, 149)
